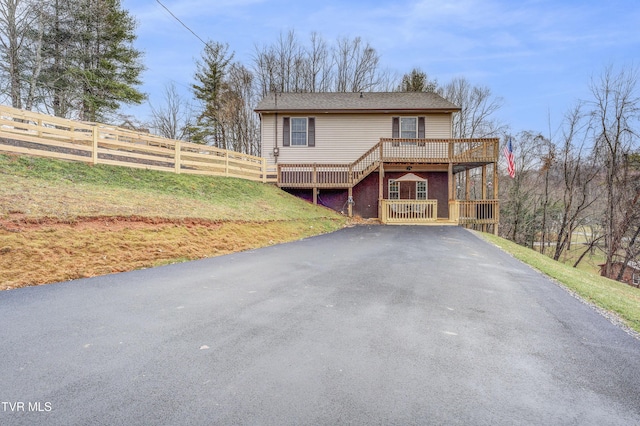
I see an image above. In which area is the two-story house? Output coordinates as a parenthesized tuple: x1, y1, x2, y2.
(255, 92, 499, 232)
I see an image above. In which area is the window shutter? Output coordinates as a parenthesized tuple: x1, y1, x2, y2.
(392, 117, 399, 138)
(307, 117, 315, 147)
(283, 117, 290, 147)
(418, 117, 425, 138)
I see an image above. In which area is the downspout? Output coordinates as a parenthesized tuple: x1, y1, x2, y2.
(273, 91, 279, 164)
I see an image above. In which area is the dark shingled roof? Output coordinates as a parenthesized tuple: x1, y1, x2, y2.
(254, 92, 460, 113)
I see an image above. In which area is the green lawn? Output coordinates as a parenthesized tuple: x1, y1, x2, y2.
(0, 154, 344, 222)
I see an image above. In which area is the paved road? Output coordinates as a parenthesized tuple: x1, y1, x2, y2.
(1, 226, 639, 425)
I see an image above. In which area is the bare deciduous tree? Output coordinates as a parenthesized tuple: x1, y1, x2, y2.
(149, 82, 194, 141)
(589, 64, 640, 278)
(252, 31, 386, 96)
(304, 31, 331, 92)
(333, 36, 380, 92)
(551, 103, 600, 261)
(499, 131, 547, 246)
(439, 77, 505, 138)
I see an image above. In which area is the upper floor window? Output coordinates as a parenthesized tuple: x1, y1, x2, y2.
(401, 117, 417, 139)
(291, 118, 307, 146)
(283, 117, 315, 147)
(392, 116, 425, 144)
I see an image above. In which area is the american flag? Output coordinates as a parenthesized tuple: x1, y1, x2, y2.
(503, 138, 515, 178)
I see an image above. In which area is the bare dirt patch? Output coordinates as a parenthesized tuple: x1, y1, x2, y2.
(0, 216, 340, 291)
(0, 215, 222, 233)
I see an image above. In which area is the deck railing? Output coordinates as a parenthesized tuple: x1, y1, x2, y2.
(278, 138, 498, 188)
(379, 138, 498, 163)
(278, 163, 351, 188)
(351, 142, 382, 185)
(381, 200, 438, 224)
(449, 200, 499, 225)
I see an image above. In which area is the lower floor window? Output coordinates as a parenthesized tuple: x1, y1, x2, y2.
(633, 273, 640, 286)
(389, 180, 399, 199)
(417, 181, 427, 199)
(388, 179, 428, 199)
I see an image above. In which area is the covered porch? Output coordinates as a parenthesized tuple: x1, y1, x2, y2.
(277, 138, 500, 233)
(380, 199, 499, 228)
(377, 166, 499, 233)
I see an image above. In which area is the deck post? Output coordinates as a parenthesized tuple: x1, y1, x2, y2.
(465, 169, 471, 201)
(312, 163, 317, 186)
(348, 187, 353, 217)
(448, 163, 453, 200)
(448, 162, 454, 222)
(482, 165, 487, 232)
(493, 162, 499, 235)
(378, 161, 384, 219)
(313, 187, 318, 205)
(482, 165, 487, 199)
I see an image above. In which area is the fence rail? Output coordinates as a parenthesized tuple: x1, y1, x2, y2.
(0, 105, 274, 183)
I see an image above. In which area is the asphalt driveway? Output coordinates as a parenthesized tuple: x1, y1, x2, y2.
(1, 226, 639, 425)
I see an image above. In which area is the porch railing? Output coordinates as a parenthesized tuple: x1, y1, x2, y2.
(277, 138, 498, 188)
(381, 200, 438, 224)
(449, 200, 499, 225)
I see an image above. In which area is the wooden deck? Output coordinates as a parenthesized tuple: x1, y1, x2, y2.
(276, 137, 500, 231)
(277, 138, 499, 188)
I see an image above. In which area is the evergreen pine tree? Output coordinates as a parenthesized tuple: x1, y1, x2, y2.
(191, 41, 233, 146)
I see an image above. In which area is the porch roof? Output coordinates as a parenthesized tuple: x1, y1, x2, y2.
(393, 173, 427, 182)
(255, 92, 460, 114)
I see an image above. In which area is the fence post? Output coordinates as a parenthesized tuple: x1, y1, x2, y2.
(225, 150, 229, 177)
(92, 125, 98, 165)
(174, 140, 181, 174)
(262, 158, 267, 183)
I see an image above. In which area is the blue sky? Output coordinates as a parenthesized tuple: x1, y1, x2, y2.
(121, 0, 639, 136)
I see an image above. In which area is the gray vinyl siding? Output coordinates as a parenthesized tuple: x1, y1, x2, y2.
(261, 112, 453, 165)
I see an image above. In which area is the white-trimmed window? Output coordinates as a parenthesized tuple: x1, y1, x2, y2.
(283, 117, 315, 147)
(389, 180, 399, 199)
(633, 273, 640, 286)
(400, 117, 417, 139)
(417, 181, 428, 200)
(291, 117, 307, 146)
(392, 117, 425, 146)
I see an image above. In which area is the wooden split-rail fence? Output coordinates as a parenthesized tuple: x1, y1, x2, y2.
(0, 105, 277, 183)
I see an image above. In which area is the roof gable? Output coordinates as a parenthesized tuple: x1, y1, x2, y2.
(255, 92, 460, 113)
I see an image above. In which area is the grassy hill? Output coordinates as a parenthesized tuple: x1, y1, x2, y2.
(0, 154, 348, 289)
